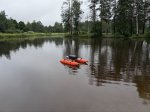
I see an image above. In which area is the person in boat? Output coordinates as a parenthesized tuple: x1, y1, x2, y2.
(65, 55, 88, 63)
(66, 55, 78, 60)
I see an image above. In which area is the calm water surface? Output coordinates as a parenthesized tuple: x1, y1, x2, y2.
(0, 38, 150, 112)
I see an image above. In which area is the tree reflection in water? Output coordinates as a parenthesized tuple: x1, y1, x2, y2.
(0, 38, 150, 102)
(63, 38, 150, 102)
(0, 38, 63, 59)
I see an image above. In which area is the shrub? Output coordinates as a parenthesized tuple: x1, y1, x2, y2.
(113, 33, 125, 39)
(144, 31, 150, 38)
(26, 31, 35, 34)
(79, 31, 87, 35)
(130, 34, 143, 39)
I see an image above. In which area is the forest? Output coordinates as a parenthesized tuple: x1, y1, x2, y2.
(61, 0, 150, 38)
(0, 10, 64, 33)
(0, 0, 150, 38)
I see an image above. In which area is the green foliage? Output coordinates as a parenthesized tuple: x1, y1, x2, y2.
(61, 0, 71, 33)
(5, 29, 18, 33)
(80, 31, 88, 35)
(144, 31, 150, 38)
(80, 21, 92, 33)
(99, 0, 112, 23)
(1, 0, 150, 39)
(91, 21, 102, 38)
(89, 0, 99, 36)
(89, 0, 99, 22)
(115, 0, 134, 37)
(24, 22, 32, 32)
(53, 22, 63, 33)
(101, 22, 112, 34)
(89, 0, 113, 38)
(0, 10, 64, 34)
(113, 0, 150, 36)
(113, 33, 125, 39)
(130, 34, 143, 39)
(61, 0, 83, 35)
(0, 10, 7, 32)
(0, 32, 51, 38)
(18, 21, 25, 31)
(72, 0, 83, 35)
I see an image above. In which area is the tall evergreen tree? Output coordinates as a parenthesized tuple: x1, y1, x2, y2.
(61, 0, 72, 34)
(99, 0, 112, 23)
(89, 0, 101, 37)
(18, 21, 25, 31)
(112, 0, 117, 33)
(134, 0, 144, 34)
(5, 18, 17, 33)
(90, 0, 98, 22)
(72, 0, 83, 35)
(24, 22, 32, 32)
(61, 0, 83, 35)
(99, 0, 113, 34)
(53, 22, 63, 33)
(0, 10, 7, 32)
(142, 0, 150, 33)
(115, 0, 134, 36)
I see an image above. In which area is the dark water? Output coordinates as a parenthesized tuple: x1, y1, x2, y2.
(0, 38, 150, 112)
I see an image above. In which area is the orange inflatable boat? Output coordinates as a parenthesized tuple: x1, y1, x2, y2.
(66, 55, 88, 64)
(60, 59, 79, 66)
(75, 58, 88, 63)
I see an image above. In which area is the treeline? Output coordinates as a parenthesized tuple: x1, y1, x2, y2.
(1, 0, 150, 38)
(61, 0, 150, 37)
(0, 11, 63, 33)
(61, 0, 83, 35)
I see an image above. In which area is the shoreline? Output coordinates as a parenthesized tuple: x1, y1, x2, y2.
(0, 33, 65, 42)
(0, 32, 51, 38)
(0, 32, 149, 41)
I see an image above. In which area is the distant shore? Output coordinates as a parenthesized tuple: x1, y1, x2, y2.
(0, 32, 149, 41)
(0, 32, 51, 38)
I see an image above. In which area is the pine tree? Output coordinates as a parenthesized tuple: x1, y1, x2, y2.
(142, 0, 150, 33)
(72, 0, 83, 35)
(112, 0, 117, 33)
(61, 0, 73, 34)
(0, 11, 7, 32)
(89, 0, 99, 35)
(115, 0, 134, 36)
(61, 0, 82, 35)
(99, 0, 113, 34)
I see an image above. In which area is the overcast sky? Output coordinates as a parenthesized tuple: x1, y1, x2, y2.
(0, 0, 88, 26)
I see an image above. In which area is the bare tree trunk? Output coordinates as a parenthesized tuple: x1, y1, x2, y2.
(86, 14, 90, 34)
(142, 0, 147, 34)
(69, 0, 73, 35)
(113, 0, 117, 34)
(113, 15, 116, 34)
(93, 1, 96, 32)
(134, 0, 139, 35)
(70, 0, 73, 35)
(130, 17, 133, 35)
(136, 14, 139, 35)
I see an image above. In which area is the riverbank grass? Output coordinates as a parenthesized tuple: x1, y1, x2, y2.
(0, 32, 51, 38)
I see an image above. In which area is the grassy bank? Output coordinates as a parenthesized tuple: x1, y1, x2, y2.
(51, 33, 65, 37)
(0, 32, 51, 42)
(0, 32, 68, 42)
(0, 32, 149, 40)
(0, 32, 51, 38)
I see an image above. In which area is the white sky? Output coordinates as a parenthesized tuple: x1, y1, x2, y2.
(0, 0, 88, 26)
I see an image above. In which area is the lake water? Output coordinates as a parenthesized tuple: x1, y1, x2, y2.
(0, 38, 150, 112)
